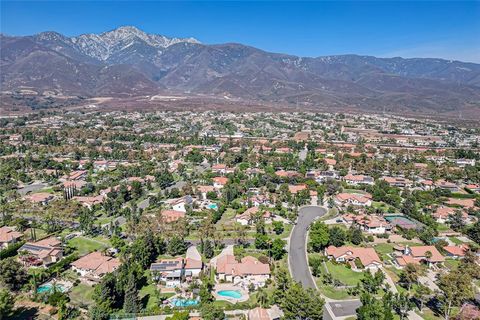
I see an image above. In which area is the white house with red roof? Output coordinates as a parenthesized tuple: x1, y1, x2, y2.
(215, 255, 271, 287)
(325, 246, 382, 270)
(72, 251, 121, 280)
(0, 226, 23, 249)
(335, 193, 372, 207)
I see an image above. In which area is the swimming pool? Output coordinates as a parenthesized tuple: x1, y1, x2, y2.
(171, 298, 199, 307)
(208, 203, 218, 210)
(217, 290, 242, 299)
(37, 284, 66, 293)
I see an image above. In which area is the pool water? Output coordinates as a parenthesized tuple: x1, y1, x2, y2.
(171, 299, 199, 307)
(208, 203, 218, 210)
(217, 290, 242, 299)
(37, 284, 65, 293)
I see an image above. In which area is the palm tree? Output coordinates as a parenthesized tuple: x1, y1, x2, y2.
(256, 287, 268, 307)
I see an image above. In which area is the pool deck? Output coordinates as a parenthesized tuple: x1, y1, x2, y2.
(213, 284, 249, 303)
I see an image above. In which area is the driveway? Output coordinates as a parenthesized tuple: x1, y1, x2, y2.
(186, 245, 202, 261)
(289, 205, 326, 288)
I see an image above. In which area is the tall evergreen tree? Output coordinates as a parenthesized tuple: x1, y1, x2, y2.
(123, 273, 140, 314)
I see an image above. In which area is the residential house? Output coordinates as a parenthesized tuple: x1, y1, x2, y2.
(455, 159, 476, 167)
(215, 255, 271, 287)
(350, 214, 391, 234)
(184, 258, 203, 279)
(443, 245, 468, 259)
(325, 246, 382, 270)
(382, 176, 413, 188)
(169, 196, 193, 213)
(236, 207, 273, 226)
(343, 174, 375, 186)
(71, 251, 121, 280)
(395, 245, 444, 268)
(0, 226, 23, 249)
(160, 210, 186, 223)
(150, 258, 185, 287)
(19, 237, 63, 266)
(197, 185, 216, 200)
(335, 193, 372, 207)
(24, 193, 55, 205)
(433, 206, 468, 224)
(213, 177, 228, 189)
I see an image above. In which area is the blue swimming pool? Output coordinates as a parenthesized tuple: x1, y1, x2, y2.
(171, 298, 199, 307)
(37, 284, 65, 293)
(208, 203, 218, 210)
(217, 290, 242, 299)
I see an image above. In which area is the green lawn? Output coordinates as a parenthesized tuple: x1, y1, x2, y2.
(69, 284, 94, 307)
(437, 224, 451, 232)
(317, 281, 353, 300)
(216, 208, 237, 227)
(325, 261, 364, 286)
(68, 236, 109, 255)
(343, 189, 368, 195)
(373, 243, 394, 262)
(272, 223, 293, 239)
(444, 258, 460, 270)
(139, 283, 161, 310)
(448, 237, 464, 245)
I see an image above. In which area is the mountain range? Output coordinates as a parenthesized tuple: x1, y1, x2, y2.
(2, 26, 480, 115)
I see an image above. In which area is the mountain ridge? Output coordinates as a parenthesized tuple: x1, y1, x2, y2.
(1, 26, 480, 115)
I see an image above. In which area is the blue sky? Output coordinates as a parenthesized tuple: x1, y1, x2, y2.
(2, 1, 479, 62)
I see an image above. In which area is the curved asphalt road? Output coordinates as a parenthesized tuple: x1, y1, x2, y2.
(289, 205, 327, 288)
(289, 205, 362, 320)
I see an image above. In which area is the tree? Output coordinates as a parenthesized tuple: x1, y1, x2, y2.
(167, 311, 190, 320)
(270, 238, 286, 260)
(255, 233, 269, 250)
(0, 289, 14, 320)
(361, 269, 385, 294)
(272, 221, 284, 235)
(0, 257, 28, 291)
(200, 303, 225, 320)
(273, 267, 290, 304)
(458, 250, 480, 279)
(448, 210, 466, 232)
(413, 284, 431, 311)
(203, 239, 214, 259)
(309, 221, 329, 252)
(123, 273, 140, 314)
(357, 292, 386, 320)
(392, 292, 414, 320)
(257, 287, 269, 307)
(329, 226, 347, 247)
(281, 282, 324, 320)
(167, 236, 187, 256)
(199, 280, 214, 304)
(308, 255, 323, 277)
(349, 225, 364, 245)
(399, 263, 420, 292)
(467, 221, 480, 244)
(438, 270, 474, 320)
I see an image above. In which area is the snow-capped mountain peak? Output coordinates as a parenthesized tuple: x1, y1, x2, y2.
(67, 26, 200, 61)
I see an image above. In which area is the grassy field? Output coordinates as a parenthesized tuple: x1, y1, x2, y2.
(68, 236, 109, 255)
(69, 284, 94, 307)
(317, 281, 353, 300)
(444, 258, 460, 270)
(139, 283, 159, 310)
(325, 261, 364, 286)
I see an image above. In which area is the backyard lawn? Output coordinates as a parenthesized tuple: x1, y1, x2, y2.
(68, 236, 109, 255)
(69, 284, 94, 307)
(324, 261, 364, 286)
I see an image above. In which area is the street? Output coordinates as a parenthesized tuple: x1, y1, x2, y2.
(289, 205, 327, 288)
